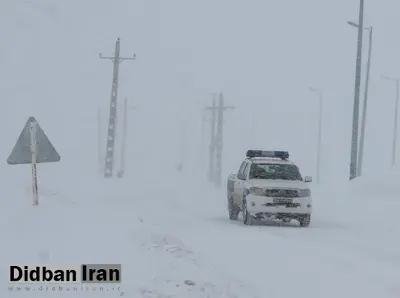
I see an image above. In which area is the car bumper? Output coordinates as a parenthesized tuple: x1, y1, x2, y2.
(245, 194, 312, 214)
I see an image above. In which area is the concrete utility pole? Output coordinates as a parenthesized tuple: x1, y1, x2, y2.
(205, 92, 234, 187)
(347, 21, 373, 177)
(206, 94, 217, 183)
(117, 97, 136, 178)
(349, 0, 365, 180)
(201, 107, 206, 167)
(308, 87, 323, 184)
(215, 92, 235, 187)
(176, 121, 186, 172)
(381, 75, 400, 166)
(99, 38, 135, 178)
(98, 100, 136, 179)
(97, 109, 103, 175)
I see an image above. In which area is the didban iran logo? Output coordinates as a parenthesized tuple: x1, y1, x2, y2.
(9, 264, 121, 283)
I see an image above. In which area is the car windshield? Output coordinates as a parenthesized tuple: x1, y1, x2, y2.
(249, 163, 302, 181)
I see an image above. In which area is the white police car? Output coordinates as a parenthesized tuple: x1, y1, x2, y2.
(226, 150, 313, 227)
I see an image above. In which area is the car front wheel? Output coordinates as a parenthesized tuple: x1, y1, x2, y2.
(242, 201, 254, 225)
(299, 214, 311, 227)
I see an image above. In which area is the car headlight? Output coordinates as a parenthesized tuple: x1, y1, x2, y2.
(298, 189, 311, 197)
(249, 187, 265, 196)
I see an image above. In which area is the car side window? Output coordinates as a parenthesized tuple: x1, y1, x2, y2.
(295, 165, 303, 180)
(242, 163, 250, 179)
(237, 162, 246, 176)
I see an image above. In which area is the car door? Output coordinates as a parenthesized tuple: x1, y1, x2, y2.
(232, 162, 245, 204)
(233, 161, 248, 205)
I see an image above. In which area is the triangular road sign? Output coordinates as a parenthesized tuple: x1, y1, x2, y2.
(7, 117, 60, 165)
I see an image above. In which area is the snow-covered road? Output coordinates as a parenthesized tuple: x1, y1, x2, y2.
(1, 171, 400, 297)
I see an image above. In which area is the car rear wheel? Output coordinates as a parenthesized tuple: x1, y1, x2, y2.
(228, 197, 240, 220)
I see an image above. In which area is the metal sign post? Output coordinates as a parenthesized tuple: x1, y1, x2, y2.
(7, 116, 61, 206)
(29, 121, 39, 205)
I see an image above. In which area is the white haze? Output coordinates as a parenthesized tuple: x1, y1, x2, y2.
(2, 1, 400, 297)
(1, 0, 400, 185)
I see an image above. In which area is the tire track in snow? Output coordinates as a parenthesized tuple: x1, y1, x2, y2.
(117, 187, 377, 297)
(260, 218, 400, 269)
(238, 217, 400, 295)
(166, 208, 396, 298)
(131, 223, 264, 298)
(82, 185, 263, 297)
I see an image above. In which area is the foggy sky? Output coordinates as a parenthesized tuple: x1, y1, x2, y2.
(1, 0, 399, 186)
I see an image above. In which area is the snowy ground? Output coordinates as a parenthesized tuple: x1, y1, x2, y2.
(1, 167, 400, 297)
